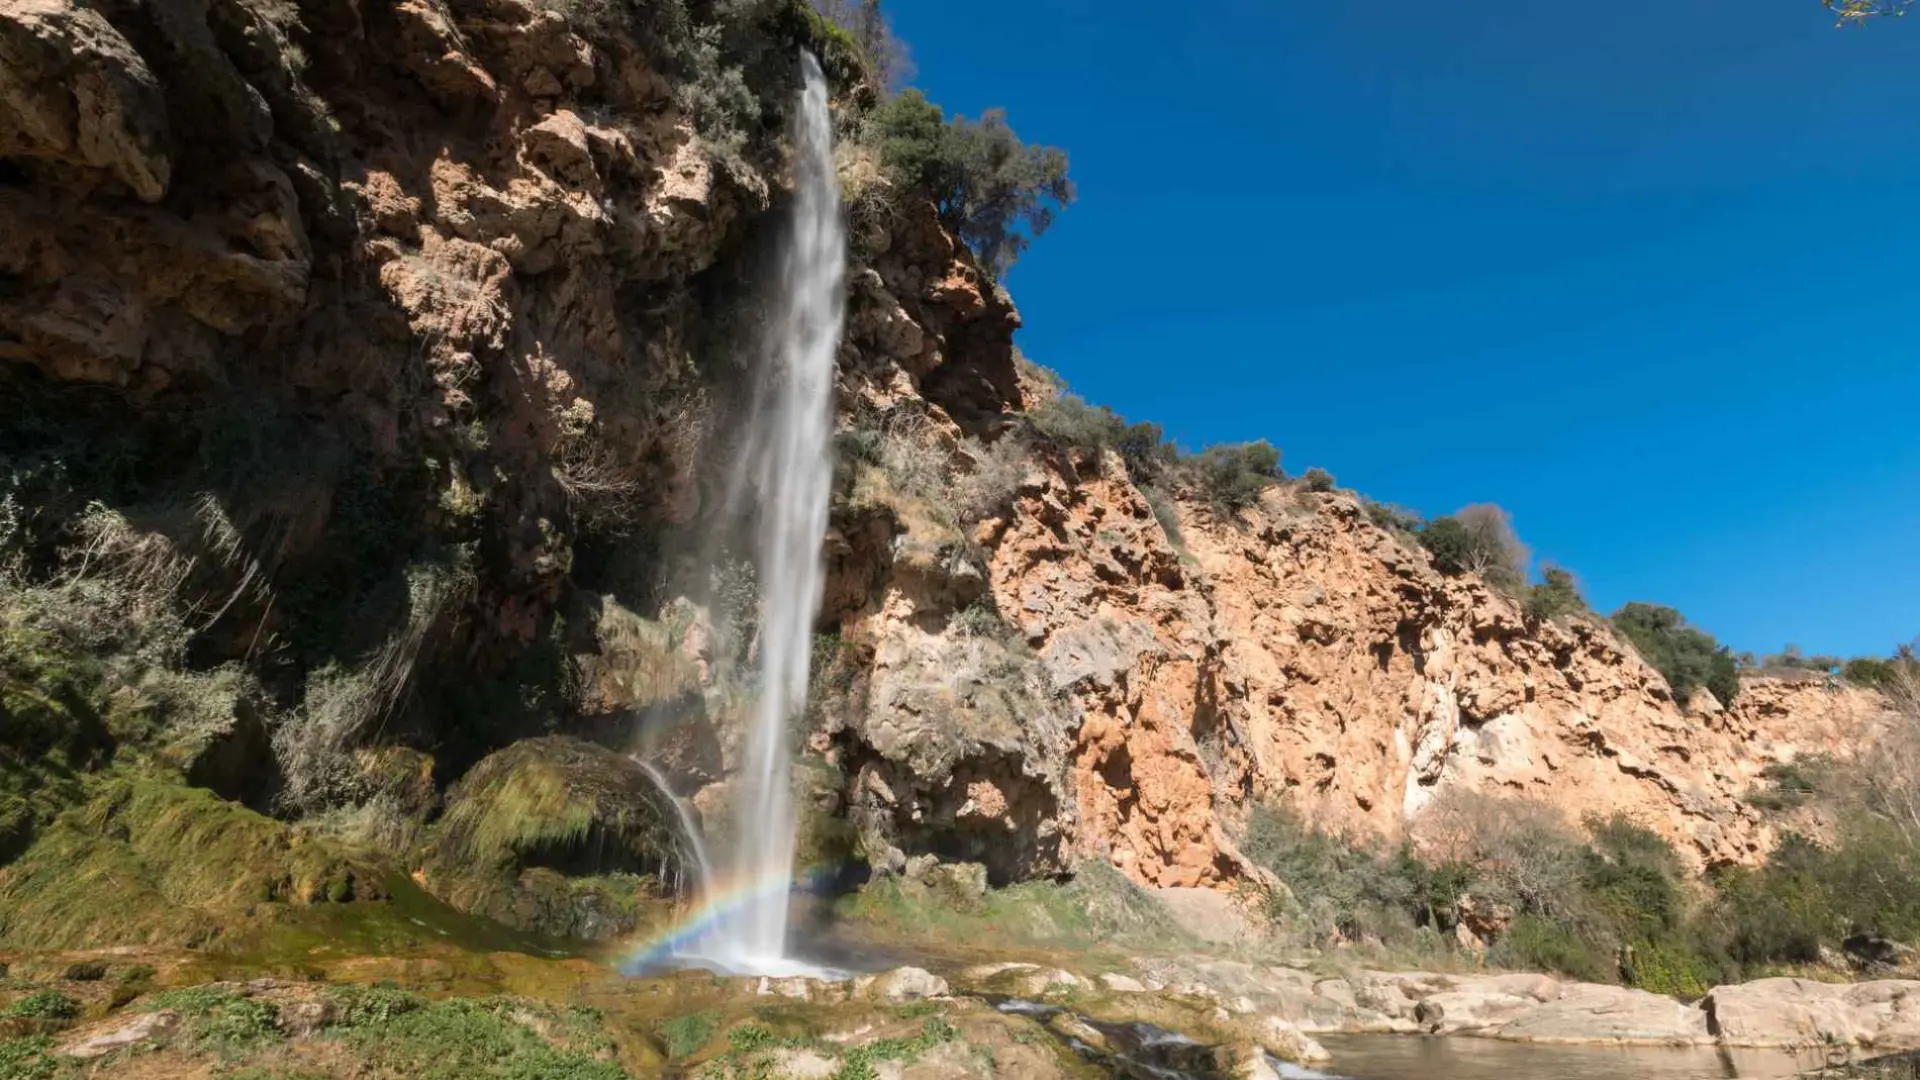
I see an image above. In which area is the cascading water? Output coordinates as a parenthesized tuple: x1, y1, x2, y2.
(631, 757, 712, 901)
(673, 49, 846, 975)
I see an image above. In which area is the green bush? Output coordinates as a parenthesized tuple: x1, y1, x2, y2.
(1239, 804, 1462, 945)
(1709, 842, 1835, 966)
(1301, 467, 1336, 493)
(0, 992, 76, 1022)
(1492, 915, 1610, 982)
(868, 89, 1073, 274)
(1745, 760, 1821, 812)
(1610, 602, 1740, 706)
(1363, 500, 1424, 536)
(1191, 441, 1281, 517)
(658, 1010, 720, 1060)
(1523, 567, 1587, 623)
(1625, 942, 1719, 1001)
(1026, 393, 1126, 453)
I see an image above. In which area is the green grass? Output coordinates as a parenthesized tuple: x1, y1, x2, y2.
(658, 1009, 720, 1060)
(832, 1017, 959, 1080)
(330, 996, 626, 1080)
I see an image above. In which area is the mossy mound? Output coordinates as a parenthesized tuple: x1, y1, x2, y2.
(0, 775, 382, 950)
(424, 737, 690, 940)
(0, 625, 117, 864)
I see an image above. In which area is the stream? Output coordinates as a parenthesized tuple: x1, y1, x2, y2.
(1310, 1034, 1834, 1080)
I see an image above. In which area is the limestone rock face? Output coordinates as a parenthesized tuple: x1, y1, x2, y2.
(821, 439, 1902, 883)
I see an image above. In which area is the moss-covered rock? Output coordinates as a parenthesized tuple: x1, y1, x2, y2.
(0, 625, 115, 864)
(0, 775, 383, 950)
(423, 737, 690, 940)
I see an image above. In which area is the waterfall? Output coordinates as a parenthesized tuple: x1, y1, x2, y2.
(632, 757, 712, 901)
(680, 49, 846, 975)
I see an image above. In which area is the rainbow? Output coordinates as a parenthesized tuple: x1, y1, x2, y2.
(619, 862, 847, 975)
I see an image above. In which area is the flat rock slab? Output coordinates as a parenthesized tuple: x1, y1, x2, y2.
(1708, 978, 1920, 1049)
(1492, 984, 1711, 1045)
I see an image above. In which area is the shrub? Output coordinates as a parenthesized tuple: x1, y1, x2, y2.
(658, 1010, 720, 1060)
(1746, 760, 1822, 812)
(1144, 487, 1186, 553)
(1709, 843, 1835, 966)
(1418, 504, 1528, 592)
(1363, 500, 1424, 537)
(1114, 420, 1178, 485)
(1, 992, 76, 1022)
(867, 89, 1073, 275)
(1239, 804, 1460, 946)
(1301, 467, 1336, 493)
(1492, 915, 1610, 982)
(1190, 441, 1281, 517)
(1523, 567, 1587, 623)
(808, 0, 912, 88)
(1026, 393, 1125, 452)
(1610, 602, 1740, 706)
(950, 434, 1028, 523)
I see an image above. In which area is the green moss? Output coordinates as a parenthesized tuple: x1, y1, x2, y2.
(0, 774, 377, 950)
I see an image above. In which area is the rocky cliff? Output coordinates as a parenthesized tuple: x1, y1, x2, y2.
(821, 413, 1900, 885)
(0, 0, 1895, 928)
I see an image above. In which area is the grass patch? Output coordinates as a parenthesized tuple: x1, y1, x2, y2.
(832, 1016, 959, 1080)
(330, 996, 624, 1079)
(658, 1008, 720, 1060)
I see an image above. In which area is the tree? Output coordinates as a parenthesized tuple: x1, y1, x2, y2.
(1302, 467, 1336, 493)
(869, 91, 1074, 275)
(1611, 602, 1741, 706)
(1419, 504, 1529, 592)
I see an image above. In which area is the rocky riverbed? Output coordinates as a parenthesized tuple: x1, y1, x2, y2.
(5, 934, 1918, 1080)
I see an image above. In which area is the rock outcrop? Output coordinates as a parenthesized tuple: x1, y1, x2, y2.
(822, 416, 1901, 884)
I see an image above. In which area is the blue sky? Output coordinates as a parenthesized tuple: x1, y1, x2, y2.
(887, 0, 1920, 659)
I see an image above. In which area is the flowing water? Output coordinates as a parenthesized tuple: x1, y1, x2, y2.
(1309, 1034, 1829, 1080)
(670, 49, 846, 976)
(630, 757, 711, 901)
